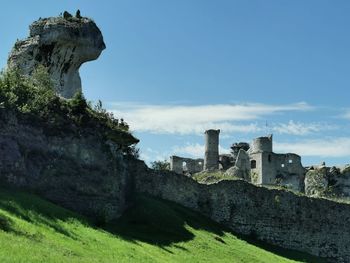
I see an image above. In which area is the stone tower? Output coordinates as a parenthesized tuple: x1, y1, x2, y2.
(250, 134, 273, 153)
(204, 129, 220, 170)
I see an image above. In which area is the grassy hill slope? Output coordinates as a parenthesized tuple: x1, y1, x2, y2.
(0, 187, 323, 263)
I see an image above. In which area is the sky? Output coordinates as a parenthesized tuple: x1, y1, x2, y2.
(1, 1, 350, 166)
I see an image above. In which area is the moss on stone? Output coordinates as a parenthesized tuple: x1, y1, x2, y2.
(192, 170, 240, 184)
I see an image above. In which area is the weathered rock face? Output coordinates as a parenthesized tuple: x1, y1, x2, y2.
(132, 161, 350, 263)
(230, 142, 250, 159)
(305, 165, 350, 198)
(305, 167, 329, 197)
(0, 109, 132, 221)
(8, 15, 105, 98)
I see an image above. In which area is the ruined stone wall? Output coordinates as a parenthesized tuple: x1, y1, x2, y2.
(249, 152, 263, 184)
(133, 160, 350, 262)
(169, 156, 183, 174)
(0, 109, 132, 221)
(249, 151, 305, 191)
(170, 156, 203, 174)
(261, 152, 276, 184)
(273, 153, 305, 191)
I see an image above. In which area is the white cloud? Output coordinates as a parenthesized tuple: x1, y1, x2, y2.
(272, 120, 336, 136)
(156, 138, 350, 161)
(341, 110, 350, 120)
(109, 102, 312, 135)
(275, 137, 350, 158)
(173, 143, 230, 158)
(139, 147, 170, 164)
(173, 143, 204, 157)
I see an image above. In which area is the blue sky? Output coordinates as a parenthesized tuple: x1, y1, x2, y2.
(1, 1, 350, 166)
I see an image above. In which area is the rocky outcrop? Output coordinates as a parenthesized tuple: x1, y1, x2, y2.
(7, 14, 105, 98)
(228, 149, 251, 180)
(305, 166, 329, 197)
(0, 109, 133, 221)
(305, 165, 350, 198)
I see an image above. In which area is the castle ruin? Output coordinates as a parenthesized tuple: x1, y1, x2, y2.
(170, 156, 203, 174)
(249, 135, 305, 191)
(170, 130, 305, 191)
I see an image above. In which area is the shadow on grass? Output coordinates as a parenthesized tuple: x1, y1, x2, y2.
(0, 185, 327, 262)
(104, 195, 215, 247)
(106, 194, 327, 263)
(0, 185, 86, 239)
(234, 232, 327, 263)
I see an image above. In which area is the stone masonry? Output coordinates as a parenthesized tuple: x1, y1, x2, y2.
(170, 156, 203, 174)
(204, 129, 220, 170)
(132, 159, 350, 263)
(171, 131, 306, 192)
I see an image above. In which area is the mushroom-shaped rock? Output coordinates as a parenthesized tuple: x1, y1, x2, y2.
(7, 15, 106, 98)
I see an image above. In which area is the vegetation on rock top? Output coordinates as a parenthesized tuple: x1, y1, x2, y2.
(0, 67, 138, 152)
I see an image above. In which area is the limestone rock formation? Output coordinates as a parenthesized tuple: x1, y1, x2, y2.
(305, 165, 350, 198)
(304, 167, 328, 197)
(0, 109, 133, 221)
(224, 149, 250, 180)
(7, 14, 105, 98)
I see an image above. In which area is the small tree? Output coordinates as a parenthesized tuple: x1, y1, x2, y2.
(30, 65, 54, 91)
(70, 91, 87, 114)
(151, 160, 170, 171)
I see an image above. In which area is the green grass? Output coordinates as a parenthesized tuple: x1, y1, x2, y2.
(0, 187, 324, 263)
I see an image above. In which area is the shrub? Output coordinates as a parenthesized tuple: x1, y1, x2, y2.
(0, 67, 138, 152)
(69, 91, 87, 115)
(151, 160, 170, 171)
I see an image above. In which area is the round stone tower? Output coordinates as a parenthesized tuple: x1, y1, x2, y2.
(251, 134, 273, 153)
(204, 129, 220, 170)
